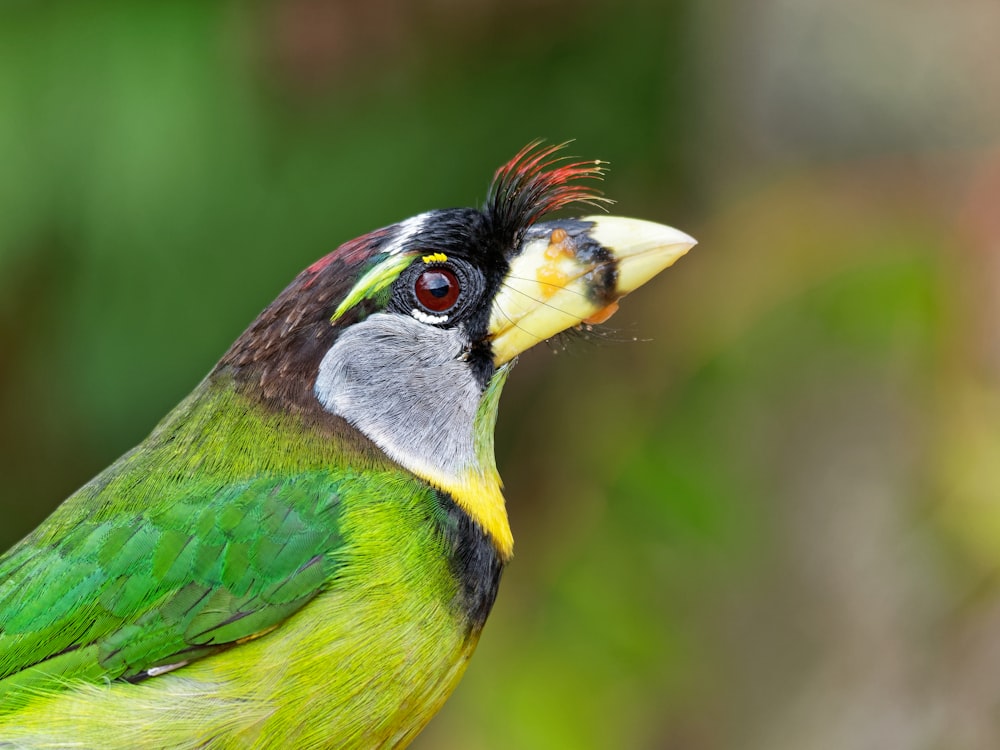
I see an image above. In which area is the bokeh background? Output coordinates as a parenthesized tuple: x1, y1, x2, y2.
(2, 1, 999, 747)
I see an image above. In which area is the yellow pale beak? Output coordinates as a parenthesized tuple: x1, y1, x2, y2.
(488, 216, 696, 366)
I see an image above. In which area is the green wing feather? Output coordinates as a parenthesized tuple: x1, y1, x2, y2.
(0, 470, 343, 704)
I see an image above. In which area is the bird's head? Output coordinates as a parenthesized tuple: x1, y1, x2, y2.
(216, 143, 695, 560)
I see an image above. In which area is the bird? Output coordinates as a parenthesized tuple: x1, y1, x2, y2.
(0, 143, 694, 748)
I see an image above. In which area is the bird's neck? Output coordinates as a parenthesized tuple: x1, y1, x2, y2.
(147, 375, 513, 561)
(312, 318, 515, 561)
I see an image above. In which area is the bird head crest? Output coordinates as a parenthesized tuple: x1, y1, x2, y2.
(485, 141, 611, 247)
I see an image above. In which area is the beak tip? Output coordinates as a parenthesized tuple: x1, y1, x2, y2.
(583, 214, 695, 251)
(581, 215, 696, 292)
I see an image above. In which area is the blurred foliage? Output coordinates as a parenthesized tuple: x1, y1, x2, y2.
(2, 0, 999, 748)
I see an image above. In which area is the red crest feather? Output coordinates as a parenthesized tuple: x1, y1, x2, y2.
(485, 141, 611, 241)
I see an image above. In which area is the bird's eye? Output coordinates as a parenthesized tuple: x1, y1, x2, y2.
(414, 268, 460, 313)
(390, 256, 482, 325)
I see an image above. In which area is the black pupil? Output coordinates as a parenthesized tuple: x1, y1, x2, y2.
(426, 274, 450, 297)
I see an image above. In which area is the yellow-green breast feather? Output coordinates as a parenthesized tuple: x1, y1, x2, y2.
(0, 382, 498, 748)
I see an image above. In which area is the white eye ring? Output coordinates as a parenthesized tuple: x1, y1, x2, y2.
(411, 309, 449, 325)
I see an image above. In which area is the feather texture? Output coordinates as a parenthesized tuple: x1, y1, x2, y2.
(0, 378, 490, 747)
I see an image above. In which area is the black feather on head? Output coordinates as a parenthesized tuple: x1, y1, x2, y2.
(484, 141, 611, 254)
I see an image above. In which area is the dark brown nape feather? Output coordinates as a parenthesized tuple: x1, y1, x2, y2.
(213, 229, 391, 411)
(484, 141, 612, 252)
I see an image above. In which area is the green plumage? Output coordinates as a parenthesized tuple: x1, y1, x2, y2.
(0, 378, 482, 747)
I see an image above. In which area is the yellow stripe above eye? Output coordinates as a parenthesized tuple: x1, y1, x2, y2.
(421, 252, 448, 264)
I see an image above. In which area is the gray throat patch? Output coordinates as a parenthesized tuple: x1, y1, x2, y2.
(314, 312, 484, 483)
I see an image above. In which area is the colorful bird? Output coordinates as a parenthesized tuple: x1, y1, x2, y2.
(0, 143, 694, 748)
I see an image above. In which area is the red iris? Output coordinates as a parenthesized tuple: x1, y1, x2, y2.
(414, 268, 460, 313)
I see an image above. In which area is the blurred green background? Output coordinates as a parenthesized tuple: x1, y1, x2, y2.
(2, 1, 999, 747)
